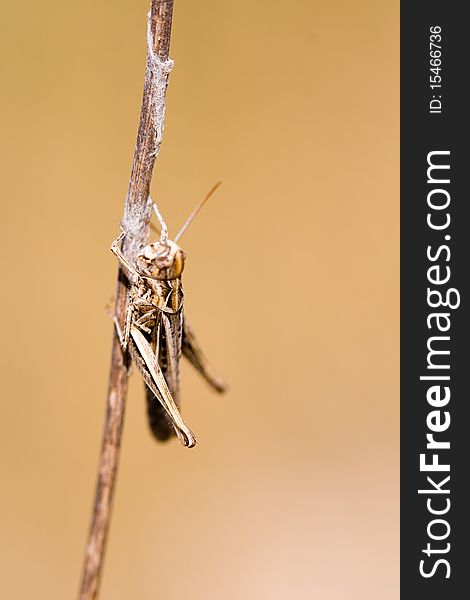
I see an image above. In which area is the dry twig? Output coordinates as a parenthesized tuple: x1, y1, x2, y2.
(79, 2, 174, 598)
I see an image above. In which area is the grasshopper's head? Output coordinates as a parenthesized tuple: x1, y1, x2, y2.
(136, 238, 185, 280)
(140, 182, 221, 280)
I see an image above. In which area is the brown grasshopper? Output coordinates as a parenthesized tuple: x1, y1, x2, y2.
(111, 184, 226, 448)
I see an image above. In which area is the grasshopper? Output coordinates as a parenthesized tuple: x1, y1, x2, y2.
(111, 184, 226, 448)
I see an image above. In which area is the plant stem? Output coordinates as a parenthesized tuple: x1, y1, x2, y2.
(78, 2, 174, 598)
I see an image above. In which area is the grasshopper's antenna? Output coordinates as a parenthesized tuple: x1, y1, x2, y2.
(152, 200, 168, 244)
(174, 181, 222, 243)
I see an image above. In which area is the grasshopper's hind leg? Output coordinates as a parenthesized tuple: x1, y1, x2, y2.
(182, 320, 227, 393)
(130, 326, 197, 448)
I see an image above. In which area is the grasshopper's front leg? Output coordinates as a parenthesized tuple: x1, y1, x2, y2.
(111, 230, 140, 284)
(130, 326, 197, 448)
(182, 320, 227, 393)
(111, 230, 140, 352)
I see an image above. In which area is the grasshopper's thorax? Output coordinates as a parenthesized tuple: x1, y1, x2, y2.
(147, 277, 184, 314)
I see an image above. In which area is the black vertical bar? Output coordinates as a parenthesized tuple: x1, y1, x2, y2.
(401, 3, 469, 598)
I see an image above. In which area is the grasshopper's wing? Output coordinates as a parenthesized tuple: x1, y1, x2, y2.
(161, 311, 184, 403)
(182, 319, 227, 393)
(130, 326, 196, 448)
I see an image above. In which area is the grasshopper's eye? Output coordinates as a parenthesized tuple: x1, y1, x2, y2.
(172, 249, 185, 277)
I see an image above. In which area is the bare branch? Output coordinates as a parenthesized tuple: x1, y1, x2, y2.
(78, 2, 174, 599)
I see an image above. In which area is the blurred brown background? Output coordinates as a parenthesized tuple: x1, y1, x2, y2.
(0, 1, 398, 598)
